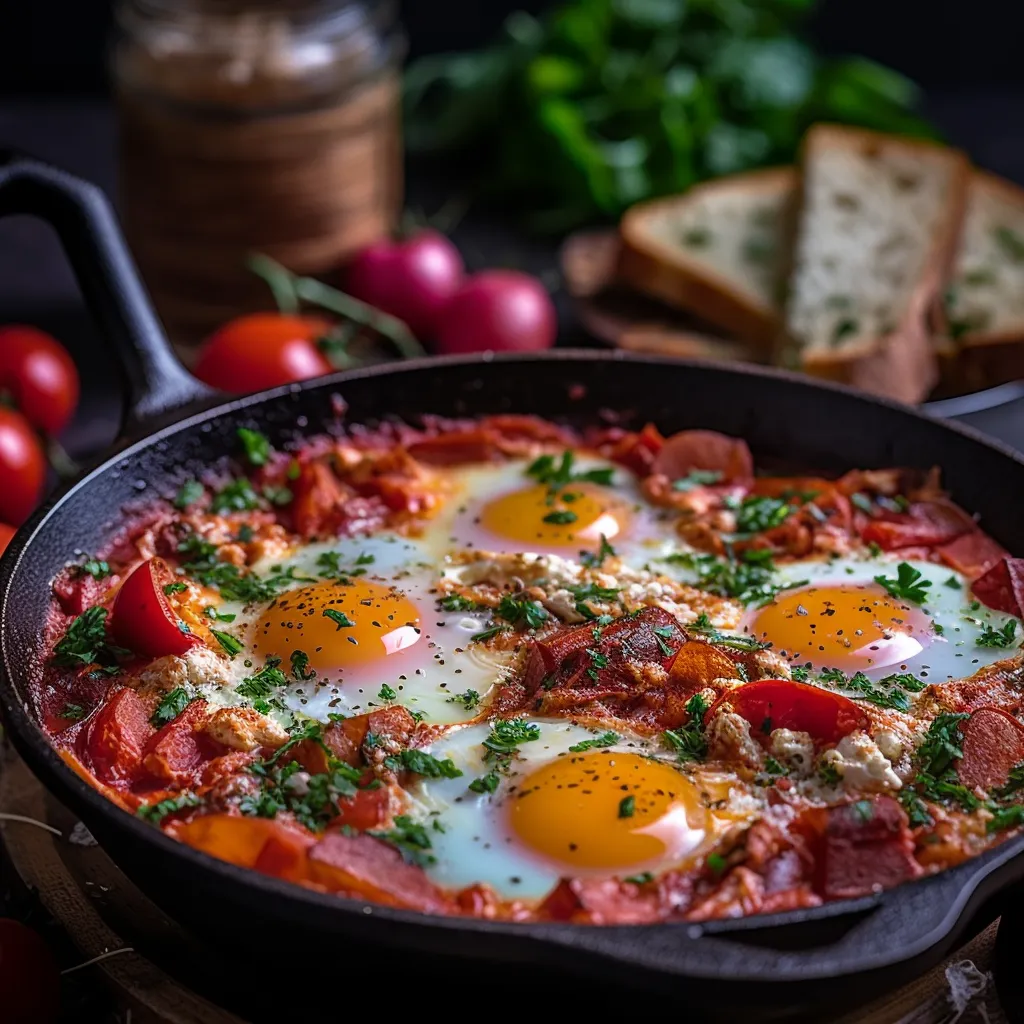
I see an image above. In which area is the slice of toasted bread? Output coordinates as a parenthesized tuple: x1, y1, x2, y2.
(939, 171, 1024, 392)
(617, 167, 795, 348)
(778, 124, 970, 404)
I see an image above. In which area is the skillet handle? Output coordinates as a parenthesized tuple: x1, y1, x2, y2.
(0, 149, 217, 437)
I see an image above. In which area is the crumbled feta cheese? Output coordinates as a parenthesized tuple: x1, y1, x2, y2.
(136, 645, 233, 697)
(874, 729, 904, 762)
(820, 731, 902, 792)
(770, 728, 815, 776)
(707, 710, 764, 770)
(203, 706, 288, 751)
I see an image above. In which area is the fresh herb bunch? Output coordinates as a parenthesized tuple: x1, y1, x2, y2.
(403, 0, 934, 233)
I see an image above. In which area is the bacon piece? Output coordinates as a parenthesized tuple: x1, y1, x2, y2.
(308, 832, 452, 913)
(650, 430, 753, 486)
(859, 499, 974, 550)
(957, 707, 1024, 791)
(83, 688, 155, 785)
(597, 423, 665, 476)
(538, 878, 663, 924)
(971, 558, 1024, 617)
(292, 461, 349, 538)
(817, 797, 921, 899)
(406, 429, 503, 466)
(142, 699, 223, 785)
(938, 530, 1008, 580)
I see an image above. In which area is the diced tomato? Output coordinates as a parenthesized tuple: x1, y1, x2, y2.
(859, 500, 974, 551)
(650, 429, 753, 486)
(710, 679, 868, 746)
(83, 688, 155, 784)
(110, 557, 200, 658)
(308, 832, 452, 913)
(971, 557, 1024, 617)
(938, 530, 1009, 580)
(328, 786, 391, 831)
(606, 423, 665, 476)
(252, 830, 316, 883)
(141, 699, 222, 785)
(957, 707, 1024, 791)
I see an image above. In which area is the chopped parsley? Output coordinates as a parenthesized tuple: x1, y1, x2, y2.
(204, 606, 236, 623)
(763, 756, 787, 776)
(662, 693, 709, 762)
(873, 562, 931, 604)
(237, 427, 271, 466)
(977, 620, 1019, 649)
(996, 762, 1024, 799)
(850, 492, 874, 514)
(543, 509, 577, 525)
(526, 451, 614, 491)
(496, 594, 548, 630)
(75, 557, 111, 579)
(137, 792, 201, 825)
(439, 593, 485, 612)
(163, 581, 188, 595)
(470, 624, 512, 644)
(61, 702, 87, 721)
(818, 762, 842, 786)
(323, 608, 355, 629)
(706, 852, 727, 875)
(446, 689, 481, 710)
(567, 582, 622, 619)
(290, 650, 316, 680)
(377, 683, 397, 702)
(483, 717, 541, 757)
(568, 730, 619, 752)
(667, 548, 803, 607)
(173, 479, 205, 509)
(672, 469, 723, 492)
(618, 795, 636, 818)
(210, 629, 244, 657)
(898, 712, 977, 822)
(580, 534, 616, 568)
(818, 667, 919, 712)
(686, 616, 770, 652)
(210, 478, 262, 514)
(624, 871, 654, 885)
(944, 576, 962, 589)
(369, 815, 436, 867)
(235, 657, 288, 713)
(724, 494, 793, 534)
(384, 748, 463, 779)
(151, 686, 198, 727)
(468, 771, 501, 794)
(585, 647, 610, 680)
(52, 607, 130, 669)
(989, 805, 1024, 833)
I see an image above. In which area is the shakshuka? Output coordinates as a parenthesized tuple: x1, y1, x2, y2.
(39, 415, 1024, 923)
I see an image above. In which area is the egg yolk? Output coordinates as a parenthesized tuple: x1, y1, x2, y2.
(509, 752, 706, 871)
(251, 581, 421, 675)
(478, 483, 627, 550)
(749, 582, 931, 671)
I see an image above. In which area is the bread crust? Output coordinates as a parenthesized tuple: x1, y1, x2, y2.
(617, 167, 795, 349)
(789, 125, 971, 404)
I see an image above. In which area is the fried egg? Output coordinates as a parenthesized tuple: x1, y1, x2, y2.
(743, 557, 1020, 683)
(434, 458, 672, 568)
(215, 535, 512, 724)
(408, 719, 746, 900)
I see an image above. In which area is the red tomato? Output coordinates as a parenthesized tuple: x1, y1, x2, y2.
(0, 408, 46, 525)
(193, 314, 334, 393)
(0, 326, 79, 436)
(0, 919, 60, 1023)
(345, 230, 464, 339)
(710, 679, 868, 746)
(110, 557, 200, 657)
(0, 522, 15, 556)
(433, 270, 557, 354)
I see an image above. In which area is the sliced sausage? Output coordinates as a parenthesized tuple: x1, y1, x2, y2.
(972, 557, 1024, 617)
(957, 706, 1024, 791)
(650, 429, 753, 486)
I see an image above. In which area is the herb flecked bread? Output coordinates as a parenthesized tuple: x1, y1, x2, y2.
(777, 124, 970, 403)
(617, 167, 795, 349)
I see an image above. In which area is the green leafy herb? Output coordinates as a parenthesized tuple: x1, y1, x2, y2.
(468, 771, 501, 794)
(819, 762, 842, 786)
(580, 534, 616, 568)
(819, 667, 918, 712)
(210, 629, 244, 658)
(673, 470, 723, 492)
(850, 492, 874, 514)
(52, 607, 129, 669)
(236, 657, 288, 713)
(977, 620, 1019, 649)
(290, 650, 316, 681)
(662, 693, 709, 762)
(211, 478, 262, 514)
(61, 702, 87, 721)
(151, 686, 197, 727)
(237, 428, 271, 466)
(568, 730, 619, 753)
(874, 562, 931, 604)
(543, 509, 577, 525)
(496, 594, 548, 630)
(385, 748, 463, 779)
(369, 814, 436, 867)
(163, 581, 188, 596)
(898, 788, 932, 828)
(174, 480, 205, 509)
(204, 606, 236, 623)
(75, 557, 111, 579)
(996, 763, 1024, 799)
(624, 871, 654, 885)
(471, 624, 512, 644)
(989, 805, 1024, 833)
(567, 582, 622, 619)
(262, 485, 293, 507)
(995, 226, 1024, 263)
(618, 795, 636, 818)
(439, 593, 485, 612)
(137, 792, 201, 825)
(725, 495, 794, 534)
(446, 689, 481, 710)
(763, 756, 788, 776)
(483, 717, 541, 758)
(944, 576, 962, 589)
(706, 853, 727, 876)
(526, 451, 614, 491)
(323, 608, 355, 629)
(377, 683, 397, 702)
(686, 616, 770, 652)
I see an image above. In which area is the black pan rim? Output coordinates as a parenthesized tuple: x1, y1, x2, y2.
(3, 348, 1024, 981)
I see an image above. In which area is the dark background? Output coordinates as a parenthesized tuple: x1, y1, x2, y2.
(3, 0, 1024, 95)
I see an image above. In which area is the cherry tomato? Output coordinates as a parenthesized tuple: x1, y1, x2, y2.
(0, 408, 46, 525)
(433, 270, 557, 355)
(0, 918, 60, 1023)
(193, 314, 334, 393)
(0, 522, 15, 556)
(110, 557, 201, 657)
(0, 326, 79, 436)
(346, 230, 464, 340)
(710, 679, 868, 746)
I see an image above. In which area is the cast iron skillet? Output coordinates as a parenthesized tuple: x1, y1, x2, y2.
(3, 151, 1024, 1020)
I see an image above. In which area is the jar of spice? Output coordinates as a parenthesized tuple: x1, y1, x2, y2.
(111, 0, 404, 358)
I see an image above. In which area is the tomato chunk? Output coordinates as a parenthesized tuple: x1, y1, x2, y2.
(650, 430, 753, 486)
(84, 688, 155, 784)
(957, 707, 1024, 791)
(110, 557, 199, 658)
(711, 679, 868, 745)
(142, 699, 222, 785)
(328, 786, 392, 831)
(971, 557, 1024, 617)
(252, 830, 316, 883)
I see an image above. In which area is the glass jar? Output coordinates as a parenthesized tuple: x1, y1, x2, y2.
(112, 0, 404, 358)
